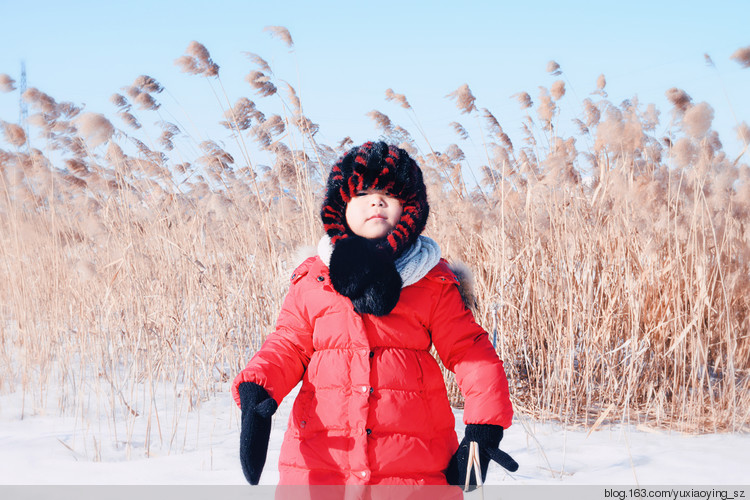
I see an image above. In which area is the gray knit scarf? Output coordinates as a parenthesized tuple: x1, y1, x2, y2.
(318, 235, 441, 288)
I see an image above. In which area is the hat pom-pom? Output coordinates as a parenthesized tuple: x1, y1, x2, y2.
(329, 236, 402, 316)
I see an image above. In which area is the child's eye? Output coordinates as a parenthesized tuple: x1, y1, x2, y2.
(353, 190, 395, 198)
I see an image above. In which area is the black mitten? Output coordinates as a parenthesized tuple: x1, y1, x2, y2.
(329, 235, 402, 316)
(445, 424, 518, 489)
(238, 382, 278, 485)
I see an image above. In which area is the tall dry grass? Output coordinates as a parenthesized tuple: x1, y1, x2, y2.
(426, 76, 750, 433)
(0, 35, 748, 462)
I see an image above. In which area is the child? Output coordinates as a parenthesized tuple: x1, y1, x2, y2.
(232, 141, 517, 486)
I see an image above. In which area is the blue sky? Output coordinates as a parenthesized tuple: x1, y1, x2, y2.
(0, 0, 748, 164)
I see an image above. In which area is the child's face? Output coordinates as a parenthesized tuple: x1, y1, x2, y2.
(345, 188, 403, 240)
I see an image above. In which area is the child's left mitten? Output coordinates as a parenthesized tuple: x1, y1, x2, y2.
(445, 423, 518, 489)
(238, 382, 278, 485)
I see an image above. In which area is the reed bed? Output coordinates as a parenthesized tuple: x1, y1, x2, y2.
(0, 34, 748, 460)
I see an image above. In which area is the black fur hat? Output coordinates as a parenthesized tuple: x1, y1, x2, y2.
(320, 141, 430, 315)
(321, 141, 429, 258)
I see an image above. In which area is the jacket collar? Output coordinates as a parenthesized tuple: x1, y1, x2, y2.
(317, 234, 441, 288)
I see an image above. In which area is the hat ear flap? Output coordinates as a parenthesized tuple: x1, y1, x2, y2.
(380, 173, 429, 258)
(321, 199, 348, 245)
(321, 153, 355, 245)
(382, 203, 422, 255)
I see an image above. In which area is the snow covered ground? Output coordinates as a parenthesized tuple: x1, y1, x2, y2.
(0, 383, 748, 486)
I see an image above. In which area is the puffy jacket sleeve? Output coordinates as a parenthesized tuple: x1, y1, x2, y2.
(428, 265, 513, 429)
(231, 259, 315, 408)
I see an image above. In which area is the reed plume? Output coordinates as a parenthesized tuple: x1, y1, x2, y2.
(2, 122, 26, 147)
(513, 91, 533, 110)
(244, 52, 273, 74)
(264, 26, 294, 48)
(730, 45, 750, 68)
(175, 41, 220, 77)
(75, 112, 114, 148)
(447, 84, 477, 114)
(0, 73, 15, 92)
(246, 71, 277, 97)
(550, 80, 566, 101)
(666, 87, 693, 113)
(366, 110, 394, 135)
(450, 121, 469, 140)
(681, 102, 714, 139)
(385, 88, 411, 109)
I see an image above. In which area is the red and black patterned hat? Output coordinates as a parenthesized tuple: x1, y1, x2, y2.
(321, 141, 429, 259)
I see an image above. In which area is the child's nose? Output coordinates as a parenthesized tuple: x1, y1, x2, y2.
(370, 193, 385, 206)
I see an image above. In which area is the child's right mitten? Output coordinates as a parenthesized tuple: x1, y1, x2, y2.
(238, 382, 278, 485)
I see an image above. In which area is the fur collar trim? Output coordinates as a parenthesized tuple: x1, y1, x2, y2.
(318, 234, 441, 288)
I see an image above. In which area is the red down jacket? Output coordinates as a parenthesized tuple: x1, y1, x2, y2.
(232, 256, 513, 485)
